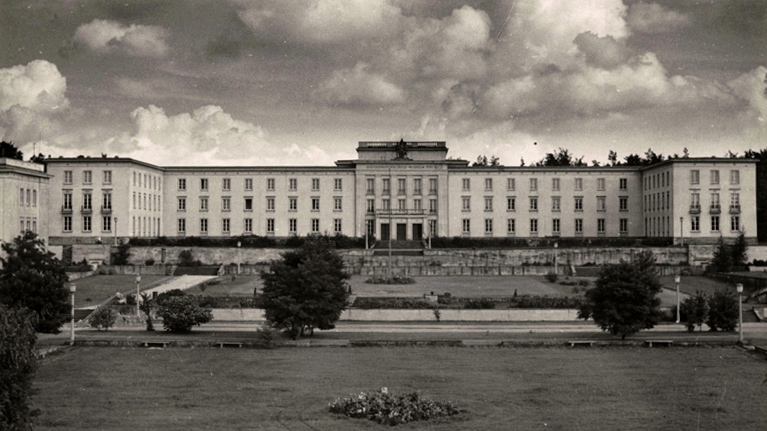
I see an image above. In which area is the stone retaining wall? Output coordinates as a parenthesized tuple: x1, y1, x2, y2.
(211, 308, 580, 322)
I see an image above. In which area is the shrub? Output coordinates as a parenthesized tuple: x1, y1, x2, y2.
(680, 291, 709, 332)
(145, 258, 155, 266)
(464, 299, 496, 309)
(544, 271, 558, 283)
(155, 289, 186, 306)
(177, 250, 199, 267)
(157, 296, 213, 333)
(365, 275, 416, 285)
(89, 307, 117, 331)
(353, 297, 435, 309)
(706, 289, 738, 332)
(0, 305, 38, 430)
(328, 388, 462, 425)
(112, 243, 131, 265)
(516, 295, 583, 309)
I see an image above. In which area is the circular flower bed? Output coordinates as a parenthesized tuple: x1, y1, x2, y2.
(328, 388, 462, 426)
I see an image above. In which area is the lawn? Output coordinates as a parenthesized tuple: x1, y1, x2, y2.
(658, 276, 738, 297)
(69, 275, 169, 308)
(32, 346, 767, 430)
(183, 274, 262, 296)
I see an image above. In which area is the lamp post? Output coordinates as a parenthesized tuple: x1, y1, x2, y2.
(679, 217, 684, 246)
(237, 241, 241, 275)
(69, 283, 76, 346)
(737, 283, 744, 344)
(114, 216, 118, 246)
(554, 242, 558, 276)
(674, 275, 681, 323)
(135, 274, 141, 317)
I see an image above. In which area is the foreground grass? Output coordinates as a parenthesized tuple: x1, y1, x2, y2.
(33, 346, 766, 430)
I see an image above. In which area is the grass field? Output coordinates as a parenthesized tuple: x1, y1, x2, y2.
(32, 346, 767, 430)
(69, 275, 168, 307)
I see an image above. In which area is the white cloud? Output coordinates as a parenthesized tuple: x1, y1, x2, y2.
(74, 19, 169, 57)
(626, 2, 691, 34)
(318, 62, 405, 107)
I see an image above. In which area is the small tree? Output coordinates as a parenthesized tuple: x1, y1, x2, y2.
(260, 236, 350, 339)
(0, 232, 70, 333)
(140, 293, 155, 331)
(112, 243, 131, 265)
(709, 236, 732, 273)
(0, 304, 38, 430)
(157, 295, 212, 333)
(706, 289, 738, 332)
(178, 249, 198, 266)
(89, 307, 117, 331)
(577, 251, 663, 339)
(680, 291, 709, 332)
(730, 232, 748, 268)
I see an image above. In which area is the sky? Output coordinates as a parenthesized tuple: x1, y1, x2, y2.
(0, 0, 765, 167)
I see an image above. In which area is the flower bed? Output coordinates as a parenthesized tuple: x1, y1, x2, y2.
(328, 388, 462, 426)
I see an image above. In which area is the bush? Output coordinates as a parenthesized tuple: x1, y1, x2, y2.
(516, 295, 583, 309)
(365, 275, 416, 285)
(112, 243, 131, 265)
(177, 250, 200, 267)
(544, 271, 558, 283)
(464, 299, 496, 309)
(353, 297, 434, 309)
(89, 307, 117, 331)
(155, 289, 186, 306)
(145, 258, 155, 266)
(706, 289, 738, 332)
(0, 305, 38, 429)
(157, 296, 213, 333)
(328, 388, 462, 426)
(680, 291, 709, 332)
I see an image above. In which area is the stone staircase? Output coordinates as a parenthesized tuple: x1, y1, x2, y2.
(372, 240, 424, 257)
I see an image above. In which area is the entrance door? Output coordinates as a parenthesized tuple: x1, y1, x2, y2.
(412, 223, 423, 240)
(396, 223, 407, 240)
(380, 223, 390, 241)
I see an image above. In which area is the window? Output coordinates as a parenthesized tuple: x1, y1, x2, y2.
(730, 170, 740, 185)
(731, 193, 740, 208)
(413, 178, 422, 195)
(244, 197, 253, 211)
(383, 178, 391, 194)
(690, 170, 700, 184)
(267, 197, 275, 211)
(312, 197, 320, 211)
(413, 199, 422, 211)
(691, 216, 700, 232)
(311, 178, 320, 191)
(382, 199, 390, 210)
(429, 220, 437, 237)
(200, 178, 208, 191)
(200, 197, 208, 211)
(574, 197, 583, 211)
(397, 199, 406, 210)
(597, 218, 606, 234)
(597, 196, 606, 211)
(103, 192, 112, 210)
(223, 178, 231, 191)
(289, 178, 297, 191)
(178, 178, 186, 190)
(289, 197, 298, 211)
(177, 218, 186, 233)
(552, 218, 560, 234)
(529, 197, 538, 211)
(462, 197, 471, 211)
(63, 216, 72, 232)
(334, 197, 342, 211)
(575, 219, 583, 234)
(530, 178, 537, 191)
(462, 219, 470, 234)
(619, 178, 627, 190)
(429, 199, 437, 214)
(245, 218, 253, 233)
(83, 215, 92, 232)
(731, 216, 740, 231)
(620, 218, 628, 233)
(102, 216, 111, 232)
(19, 188, 24, 206)
(367, 199, 375, 213)
(83, 171, 92, 184)
(530, 218, 538, 233)
(485, 219, 493, 234)
(507, 197, 516, 211)
(552, 196, 560, 211)
(484, 197, 493, 211)
(63, 192, 72, 210)
(462, 178, 470, 191)
(711, 216, 720, 232)
(366, 178, 374, 194)
(133, 192, 136, 209)
(485, 178, 493, 191)
(334, 218, 342, 233)
(288, 218, 296, 233)
(64, 170, 73, 184)
(222, 197, 231, 211)
(222, 218, 230, 233)
(311, 218, 320, 233)
(267, 178, 275, 191)
(103, 170, 112, 184)
(597, 178, 605, 191)
(397, 178, 406, 195)
(710, 170, 719, 185)
(507, 178, 515, 191)
(334, 178, 342, 191)
(83, 193, 92, 210)
(619, 196, 628, 211)
(245, 178, 253, 191)
(267, 219, 275, 233)
(507, 218, 516, 234)
(575, 178, 583, 191)
(26, 189, 30, 206)
(711, 193, 720, 209)
(552, 178, 560, 191)
(429, 178, 437, 195)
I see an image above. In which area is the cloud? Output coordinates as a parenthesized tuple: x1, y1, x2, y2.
(73, 19, 169, 57)
(317, 62, 405, 107)
(573, 32, 629, 70)
(626, 2, 691, 34)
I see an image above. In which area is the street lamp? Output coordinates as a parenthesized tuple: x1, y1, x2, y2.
(679, 217, 684, 246)
(135, 274, 141, 317)
(674, 275, 681, 323)
(554, 242, 558, 276)
(237, 241, 242, 275)
(736, 283, 744, 344)
(69, 283, 76, 346)
(114, 216, 118, 246)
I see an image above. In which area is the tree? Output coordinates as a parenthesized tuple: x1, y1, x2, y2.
(89, 307, 117, 331)
(536, 148, 586, 166)
(0, 305, 38, 430)
(260, 237, 350, 339)
(577, 251, 663, 339)
(0, 232, 69, 333)
(730, 231, 749, 267)
(709, 236, 732, 273)
(0, 141, 23, 160)
(111, 243, 131, 265)
(156, 295, 212, 333)
(706, 289, 738, 332)
(623, 153, 643, 166)
(607, 150, 618, 166)
(680, 291, 709, 332)
(471, 155, 500, 167)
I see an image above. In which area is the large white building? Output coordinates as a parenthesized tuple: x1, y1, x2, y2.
(21, 141, 758, 246)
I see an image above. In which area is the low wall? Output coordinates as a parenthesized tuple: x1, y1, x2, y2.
(127, 246, 284, 266)
(210, 308, 580, 322)
(99, 265, 173, 275)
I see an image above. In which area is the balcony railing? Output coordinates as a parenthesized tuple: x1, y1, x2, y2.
(729, 204, 741, 214)
(101, 205, 112, 214)
(61, 205, 73, 214)
(689, 204, 701, 214)
(81, 205, 93, 214)
(709, 204, 721, 214)
(375, 209, 426, 216)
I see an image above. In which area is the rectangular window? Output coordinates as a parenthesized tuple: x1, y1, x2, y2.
(267, 178, 275, 191)
(429, 178, 437, 195)
(691, 170, 700, 184)
(507, 218, 516, 234)
(200, 178, 208, 191)
(575, 178, 583, 191)
(289, 178, 297, 191)
(619, 196, 628, 211)
(367, 199, 375, 213)
(63, 192, 72, 210)
(730, 170, 740, 185)
(485, 178, 493, 191)
(19, 188, 24, 206)
(178, 218, 186, 233)
(731, 216, 740, 231)
(413, 178, 422, 195)
(26, 189, 30, 206)
(312, 197, 320, 211)
(266, 219, 275, 233)
(731, 192, 740, 207)
(429, 220, 437, 237)
(529, 197, 538, 211)
(462, 178, 470, 191)
(334, 218, 342, 233)
(620, 218, 628, 233)
(574, 197, 583, 211)
(575, 219, 583, 234)
(710, 170, 719, 185)
(83, 171, 92, 184)
(311, 218, 320, 233)
(597, 196, 606, 211)
(102, 216, 112, 232)
(484, 197, 493, 211)
(288, 218, 296, 233)
(619, 178, 627, 190)
(222, 197, 231, 211)
(383, 178, 390, 195)
(289, 197, 298, 211)
(462, 197, 471, 211)
(413, 199, 422, 211)
(245, 178, 253, 191)
(334, 178, 342, 191)
(397, 178, 406, 195)
(83, 216, 92, 232)
(552, 196, 560, 211)
(485, 219, 493, 234)
(178, 178, 186, 190)
(507, 178, 515, 191)
(597, 178, 605, 191)
(552, 218, 560, 234)
(711, 193, 720, 209)
(507, 197, 516, 211)
(311, 178, 320, 191)
(244, 197, 253, 211)
(690, 216, 700, 231)
(267, 197, 275, 211)
(222, 218, 230, 233)
(366, 178, 375, 194)
(200, 197, 208, 211)
(398, 199, 406, 210)
(334, 197, 342, 211)
(64, 170, 73, 184)
(552, 178, 560, 191)
(63, 216, 72, 232)
(597, 218, 606, 233)
(429, 199, 437, 214)
(103, 192, 112, 210)
(711, 215, 720, 232)
(245, 218, 253, 233)
(223, 178, 231, 191)
(103, 170, 112, 184)
(462, 219, 470, 234)
(530, 178, 537, 191)
(83, 193, 92, 210)
(530, 219, 538, 233)
(382, 199, 390, 210)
